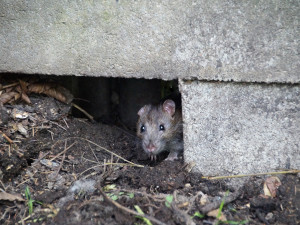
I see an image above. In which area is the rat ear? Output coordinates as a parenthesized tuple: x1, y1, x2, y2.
(162, 99, 176, 117)
(138, 105, 150, 116)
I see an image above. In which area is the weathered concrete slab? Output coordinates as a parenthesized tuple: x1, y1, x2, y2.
(180, 80, 300, 179)
(0, 0, 299, 83)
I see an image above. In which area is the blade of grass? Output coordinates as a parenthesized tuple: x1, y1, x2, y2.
(25, 186, 34, 215)
(134, 205, 153, 225)
(191, 211, 205, 219)
(217, 190, 229, 219)
(24, 186, 43, 215)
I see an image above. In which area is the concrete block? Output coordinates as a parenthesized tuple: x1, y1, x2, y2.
(180, 80, 300, 181)
(0, 0, 299, 83)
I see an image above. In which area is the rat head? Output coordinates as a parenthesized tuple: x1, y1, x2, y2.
(137, 99, 177, 158)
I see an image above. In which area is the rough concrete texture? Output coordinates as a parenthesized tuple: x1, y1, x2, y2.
(180, 80, 300, 179)
(0, 0, 299, 83)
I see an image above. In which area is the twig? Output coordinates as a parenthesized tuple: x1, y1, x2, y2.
(47, 130, 54, 140)
(83, 171, 98, 180)
(78, 137, 144, 168)
(31, 126, 52, 129)
(186, 191, 204, 213)
(1, 206, 17, 220)
(71, 103, 94, 121)
(51, 137, 144, 168)
(63, 118, 69, 128)
(86, 158, 141, 167)
(79, 162, 139, 177)
(172, 190, 196, 225)
(103, 162, 141, 167)
(16, 178, 31, 188)
(54, 141, 67, 178)
(200, 190, 241, 214)
(0, 180, 7, 192)
(32, 152, 50, 165)
(99, 188, 167, 225)
(31, 127, 52, 137)
(55, 152, 66, 178)
(119, 189, 174, 202)
(99, 158, 107, 180)
(0, 130, 13, 144)
(81, 156, 99, 164)
(17, 208, 56, 224)
(89, 143, 100, 164)
(79, 164, 105, 176)
(50, 141, 76, 161)
(0, 82, 19, 90)
(202, 170, 300, 180)
(49, 121, 67, 131)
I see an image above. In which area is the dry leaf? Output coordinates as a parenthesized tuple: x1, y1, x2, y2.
(0, 92, 20, 104)
(17, 123, 28, 137)
(0, 192, 24, 202)
(12, 108, 29, 119)
(28, 83, 73, 104)
(199, 194, 208, 205)
(19, 80, 29, 93)
(40, 159, 60, 169)
(263, 176, 281, 198)
(207, 208, 227, 221)
(177, 202, 189, 208)
(15, 85, 31, 104)
(185, 161, 196, 173)
(68, 155, 75, 160)
(1, 80, 72, 105)
(21, 93, 31, 104)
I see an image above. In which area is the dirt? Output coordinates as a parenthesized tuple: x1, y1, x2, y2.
(0, 95, 299, 225)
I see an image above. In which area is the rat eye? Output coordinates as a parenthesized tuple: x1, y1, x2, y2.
(159, 124, 165, 131)
(140, 125, 146, 133)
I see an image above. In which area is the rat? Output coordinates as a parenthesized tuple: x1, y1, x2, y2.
(136, 99, 183, 161)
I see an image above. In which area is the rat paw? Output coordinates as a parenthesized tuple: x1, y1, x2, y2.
(164, 156, 178, 161)
(165, 152, 178, 161)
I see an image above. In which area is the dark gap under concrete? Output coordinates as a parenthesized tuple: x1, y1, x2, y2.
(0, 73, 179, 131)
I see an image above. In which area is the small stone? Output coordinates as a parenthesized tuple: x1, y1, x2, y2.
(265, 212, 273, 220)
(185, 183, 191, 188)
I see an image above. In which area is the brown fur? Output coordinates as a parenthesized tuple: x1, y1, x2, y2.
(137, 99, 183, 160)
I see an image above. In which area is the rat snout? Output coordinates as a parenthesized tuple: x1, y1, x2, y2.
(146, 142, 157, 153)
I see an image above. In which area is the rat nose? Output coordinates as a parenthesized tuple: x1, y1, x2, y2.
(147, 143, 156, 152)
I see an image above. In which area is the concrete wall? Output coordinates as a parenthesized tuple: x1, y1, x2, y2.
(180, 81, 300, 178)
(0, 0, 299, 183)
(0, 0, 299, 82)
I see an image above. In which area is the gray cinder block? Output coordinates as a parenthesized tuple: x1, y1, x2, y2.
(180, 80, 300, 182)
